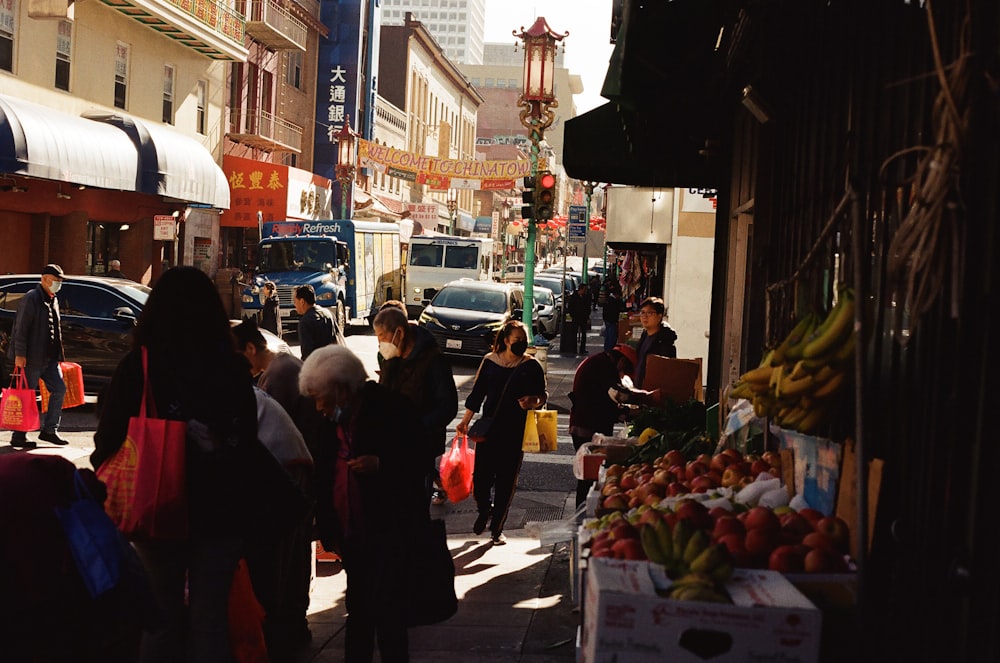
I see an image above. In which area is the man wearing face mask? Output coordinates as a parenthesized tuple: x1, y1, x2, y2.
(7, 265, 68, 449)
(372, 307, 458, 505)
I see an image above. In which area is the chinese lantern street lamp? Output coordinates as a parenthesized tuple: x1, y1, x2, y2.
(516, 17, 567, 341)
(335, 115, 357, 220)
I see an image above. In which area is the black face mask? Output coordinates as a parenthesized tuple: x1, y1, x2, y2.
(510, 340, 528, 356)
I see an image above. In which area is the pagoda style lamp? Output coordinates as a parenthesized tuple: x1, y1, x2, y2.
(335, 115, 357, 219)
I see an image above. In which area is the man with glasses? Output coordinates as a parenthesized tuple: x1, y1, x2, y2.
(634, 296, 678, 389)
(8, 265, 68, 449)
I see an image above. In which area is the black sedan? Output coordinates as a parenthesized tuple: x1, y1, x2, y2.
(418, 280, 530, 358)
(0, 275, 149, 393)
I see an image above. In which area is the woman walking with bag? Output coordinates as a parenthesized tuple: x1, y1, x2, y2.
(92, 267, 263, 663)
(456, 321, 546, 545)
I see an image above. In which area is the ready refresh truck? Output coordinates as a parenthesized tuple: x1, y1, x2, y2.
(241, 219, 402, 330)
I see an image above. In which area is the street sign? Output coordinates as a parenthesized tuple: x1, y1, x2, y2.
(568, 205, 587, 244)
(153, 215, 175, 241)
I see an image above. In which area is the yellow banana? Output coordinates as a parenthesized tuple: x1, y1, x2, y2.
(683, 530, 711, 565)
(812, 370, 846, 399)
(779, 406, 809, 429)
(779, 372, 818, 398)
(796, 406, 829, 434)
(803, 290, 856, 359)
(640, 524, 667, 565)
(769, 365, 783, 391)
(739, 364, 775, 386)
(689, 543, 731, 575)
(776, 313, 821, 363)
(831, 330, 857, 363)
(729, 381, 755, 400)
(669, 572, 717, 590)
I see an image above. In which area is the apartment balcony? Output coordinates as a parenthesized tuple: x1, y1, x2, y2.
(227, 108, 303, 153)
(244, 0, 307, 51)
(97, 0, 248, 61)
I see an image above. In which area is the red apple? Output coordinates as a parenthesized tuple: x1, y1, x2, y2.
(652, 468, 672, 486)
(628, 494, 643, 509)
(721, 466, 746, 488)
(780, 512, 814, 538)
(762, 451, 782, 471)
(639, 508, 663, 527)
(798, 508, 825, 524)
(744, 506, 781, 532)
(718, 533, 754, 568)
(708, 506, 732, 521)
(768, 544, 807, 573)
(801, 531, 836, 550)
(744, 527, 779, 563)
(750, 459, 771, 476)
(674, 499, 713, 530)
(814, 516, 850, 553)
(684, 460, 710, 482)
(602, 494, 629, 511)
(667, 481, 689, 497)
(696, 453, 713, 466)
(690, 475, 718, 493)
(612, 538, 647, 561)
(664, 449, 685, 467)
(710, 454, 733, 473)
(721, 448, 743, 462)
(804, 546, 848, 573)
(619, 473, 639, 490)
(610, 522, 638, 540)
(605, 464, 625, 479)
(662, 512, 679, 529)
(712, 516, 746, 540)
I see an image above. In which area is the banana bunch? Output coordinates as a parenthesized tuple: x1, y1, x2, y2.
(639, 519, 734, 583)
(729, 288, 857, 433)
(665, 572, 732, 604)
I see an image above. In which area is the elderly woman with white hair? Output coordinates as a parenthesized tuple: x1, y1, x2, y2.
(299, 344, 431, 663)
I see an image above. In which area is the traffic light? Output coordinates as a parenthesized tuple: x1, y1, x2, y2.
(521, 175, 535, 220)
(535, 171, 556, 220)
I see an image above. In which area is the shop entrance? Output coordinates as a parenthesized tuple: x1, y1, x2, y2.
(86, 222, 124, 276)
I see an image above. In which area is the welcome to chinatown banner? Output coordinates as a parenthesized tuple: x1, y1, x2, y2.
(358, 139, 530, 191)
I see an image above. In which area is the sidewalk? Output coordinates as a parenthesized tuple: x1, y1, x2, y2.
(294, 315, 601, 662)
(3, 310, 605, 663)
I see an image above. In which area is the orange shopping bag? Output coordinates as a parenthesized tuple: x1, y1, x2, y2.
(96, 348, 187, 541)
(40, 361, 85, 412)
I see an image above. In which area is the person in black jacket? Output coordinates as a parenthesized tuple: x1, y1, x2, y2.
(456, 321, 547, 545)
(259, 281, 282, 338)
(568, 283, 592, 355)
(634, 296, 678, 389)
(93, 266, 265, 663)
(373, 306, 458, 505)
(299, 345, 431, 663)
(7, 264, 68, 449)
(294, 284, 337, 360)
(601, 280, 623, 351)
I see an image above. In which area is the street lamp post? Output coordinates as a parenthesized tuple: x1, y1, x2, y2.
(583, 181, 598, 276)
(516, 17, 567, 343)
(335, 115, 357, 220)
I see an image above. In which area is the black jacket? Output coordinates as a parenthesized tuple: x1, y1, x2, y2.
(8, 284, 64, 369)
(260, 294, 282, 338)
(298, 306, 336, 360)
(636, 322, 678, 388)
(378, 325, 458, 458)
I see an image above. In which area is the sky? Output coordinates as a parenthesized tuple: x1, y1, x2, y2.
(483, 0, 616, 115)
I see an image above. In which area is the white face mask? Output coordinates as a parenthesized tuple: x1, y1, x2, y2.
(379, 340, 399, 361)
(48, 280, 63, 294)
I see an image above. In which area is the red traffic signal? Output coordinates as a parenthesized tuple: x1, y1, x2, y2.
(534, 170, 556, 220)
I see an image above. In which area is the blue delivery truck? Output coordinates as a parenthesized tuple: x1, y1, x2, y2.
(240, 219, 402, 330)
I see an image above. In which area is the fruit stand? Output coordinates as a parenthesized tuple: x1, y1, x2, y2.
(572, 373, 873, 660)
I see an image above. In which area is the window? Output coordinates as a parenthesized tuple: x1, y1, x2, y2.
(196, 80, 207, 134)
(114, 41, 129, 109)
(162, 64, 175, 124)
(285, 50, 302, 89)
(57, 283, 129, 319)
(55, 20, 71, 91)
(1, 0, 15, 72)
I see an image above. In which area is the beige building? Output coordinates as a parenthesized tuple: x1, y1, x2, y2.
(0, 0, 241, 282)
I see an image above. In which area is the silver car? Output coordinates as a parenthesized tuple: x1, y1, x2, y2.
(532, 286, 559, 339)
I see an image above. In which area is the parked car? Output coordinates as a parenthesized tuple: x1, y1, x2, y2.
(532, 275, 567, 312)
(502, 263, 525, 283)
(418, 279, 536, 357)
(532, 286, 560, 339)
(0, 275, 150, 393)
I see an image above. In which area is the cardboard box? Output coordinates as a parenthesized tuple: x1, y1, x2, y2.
(581, 559, 822, 663)
(642, 355, 704, 403)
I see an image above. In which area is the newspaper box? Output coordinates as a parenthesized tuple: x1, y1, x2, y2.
(581, 558, 821, 663)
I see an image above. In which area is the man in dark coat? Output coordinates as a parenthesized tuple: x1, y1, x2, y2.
(601, 280, 623, 351)
(373, 306, 458, 504)
(634, 296, 678, 389)
(569, 345, 637, 506)
(568, 283, 592, 355)
(293, 284, 338, 360)
(7, 264, 68, 449)
(105, 259, 127, 279)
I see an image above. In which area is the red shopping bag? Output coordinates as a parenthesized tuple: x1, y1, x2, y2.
(439, 434, 475, 504)
(96, 347, 188, 540)
(0, 367, 40, 432)
(40, 361, 86, 412)
(228, 558, 268, 663)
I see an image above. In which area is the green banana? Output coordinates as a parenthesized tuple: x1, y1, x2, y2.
(671, 519, 695, 563)
(831, 330, 857, 363)
(802, 290, 856, 359)
(778, 371, 817, 399)
(640, 524, 667, 565)
(812, 370, 846, 399)
(683, 530, 711, 565)
(709, 561, 735, 584)
(774, 313, 820, 364)
(654, 518, 674, 562)
(669, 572, 717, 590)
(689, 543, 731, 575)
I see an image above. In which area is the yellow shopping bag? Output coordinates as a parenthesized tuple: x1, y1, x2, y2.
(522, 408, 558, 453)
